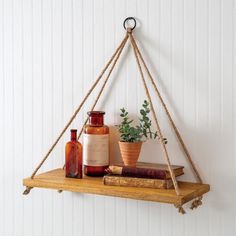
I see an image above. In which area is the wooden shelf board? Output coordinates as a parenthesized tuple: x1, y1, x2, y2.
(23, 169, 210, 205)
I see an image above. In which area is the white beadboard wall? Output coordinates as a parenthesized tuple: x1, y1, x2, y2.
(0, 0, 235, 235)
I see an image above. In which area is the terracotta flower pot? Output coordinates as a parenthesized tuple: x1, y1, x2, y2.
(119, 141, 143, 166)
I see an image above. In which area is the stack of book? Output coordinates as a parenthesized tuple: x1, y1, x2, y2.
(103, 162, 184, 189)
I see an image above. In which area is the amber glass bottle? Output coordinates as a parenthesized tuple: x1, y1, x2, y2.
(65, 129, 83, 178)
(83, 111, 109, 177)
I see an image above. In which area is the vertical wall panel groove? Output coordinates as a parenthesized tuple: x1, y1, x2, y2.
(0, 0, 235, 235)
(1, 0, 5, 235)
(233, 0, 236, 233)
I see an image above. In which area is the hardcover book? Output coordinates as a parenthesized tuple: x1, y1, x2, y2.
(106, 162, 184, 180)
(103, 175, 174, 189)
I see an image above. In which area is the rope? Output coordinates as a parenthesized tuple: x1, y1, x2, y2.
(178, 206, 186, 214)
(29, 21, 203, 195)
(23, 187, 33, 195)
(129, 34, 203, 184)
(62, 33, 129, 170)
(77, 34, 129, 140)
(128, 30, 180, 196)
(190, 196, 203, 210)
(30, 34, 128, 179)
(174, 203, 186, 214)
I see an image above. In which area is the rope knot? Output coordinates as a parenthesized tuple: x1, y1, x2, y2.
(174, 204, 186, 214)
(178, 206, 186, 214)
(23, 186, 33, 195)
(190, 196, 203, 210)
(126, 27, 132, 33)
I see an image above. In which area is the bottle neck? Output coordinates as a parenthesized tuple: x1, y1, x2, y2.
(70, 130, 77, 141)
(89, 115, 104, 126)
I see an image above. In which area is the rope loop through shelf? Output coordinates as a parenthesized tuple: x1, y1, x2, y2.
(24, 17, 205, 212)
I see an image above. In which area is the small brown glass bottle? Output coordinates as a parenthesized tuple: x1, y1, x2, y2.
(65, 129, 83, 178)
(83, 111, 109, 177)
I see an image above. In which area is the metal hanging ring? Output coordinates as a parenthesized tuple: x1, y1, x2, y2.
(123, 17, 136, 31)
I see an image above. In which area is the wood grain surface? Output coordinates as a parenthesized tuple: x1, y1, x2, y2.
(23, 169, 210, 205)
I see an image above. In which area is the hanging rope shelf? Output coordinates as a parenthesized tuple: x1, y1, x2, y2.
(23, 17, 210, 214)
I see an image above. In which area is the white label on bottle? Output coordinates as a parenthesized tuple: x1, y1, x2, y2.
(83, 134, 109, 166)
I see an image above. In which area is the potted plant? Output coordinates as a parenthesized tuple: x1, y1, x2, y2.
(117, 100, 167, 166)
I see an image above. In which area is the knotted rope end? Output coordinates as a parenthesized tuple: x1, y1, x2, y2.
(23, 186, 33, 195)
(174, 204, 186, 214)
(190, 196, 203, 210)
(178, 206, 186, 214)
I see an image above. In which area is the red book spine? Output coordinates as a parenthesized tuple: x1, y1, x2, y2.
(121, 166, 167, 179)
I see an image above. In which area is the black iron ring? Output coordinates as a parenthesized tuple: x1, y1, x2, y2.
(123, 17, 136, 31)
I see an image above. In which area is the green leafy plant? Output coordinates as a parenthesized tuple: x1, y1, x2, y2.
(118, 100, 167, 143)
